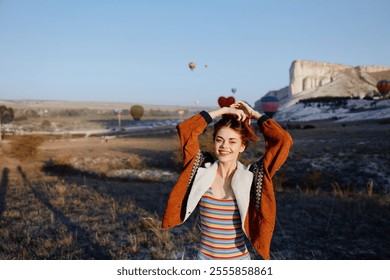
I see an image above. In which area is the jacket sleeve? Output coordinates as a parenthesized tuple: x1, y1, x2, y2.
(244, 115, 293, 260)
(161, 111, 212, 229)
(257, 115, 293, 177)
(177, 111, 212, 167)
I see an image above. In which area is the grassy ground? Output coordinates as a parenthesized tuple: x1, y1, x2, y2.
(0, 118, 389, 260)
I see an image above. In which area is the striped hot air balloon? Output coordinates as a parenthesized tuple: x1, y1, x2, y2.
(260, 96, 280, 118)
(376, 80, 390, 97)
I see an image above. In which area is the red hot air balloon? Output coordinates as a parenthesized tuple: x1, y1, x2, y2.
(260, 96, 280, 118)
(218, 96, 235, 108)
(376, 80, 390, 97)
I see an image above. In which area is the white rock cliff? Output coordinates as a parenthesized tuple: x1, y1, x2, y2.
(260, 60, 390, 110)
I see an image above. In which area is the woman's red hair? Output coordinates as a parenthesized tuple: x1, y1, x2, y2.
(213, 114, 259, 148)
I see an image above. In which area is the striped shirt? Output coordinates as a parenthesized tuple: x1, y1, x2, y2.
(198, 188, 249, 259)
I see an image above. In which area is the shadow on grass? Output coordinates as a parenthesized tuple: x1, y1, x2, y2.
(0, 168, 9, 219)
(41, 160, 108, 180)
(41, 160, 173, 216)
(17, 166, 112, 259)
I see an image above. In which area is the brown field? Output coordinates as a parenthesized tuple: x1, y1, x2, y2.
(0, 114, 389, 260)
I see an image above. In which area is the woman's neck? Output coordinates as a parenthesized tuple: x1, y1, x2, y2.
(217, 160, 237, 178)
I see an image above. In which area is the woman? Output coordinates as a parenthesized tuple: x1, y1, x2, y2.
(162, 101, 293, 260)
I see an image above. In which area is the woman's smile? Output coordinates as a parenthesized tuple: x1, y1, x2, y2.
(218, 149, 231, 156)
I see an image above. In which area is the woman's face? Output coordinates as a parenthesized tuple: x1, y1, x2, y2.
(214, 127, 245, 163)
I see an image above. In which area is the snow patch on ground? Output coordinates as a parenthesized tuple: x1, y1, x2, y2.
(107, 169, 178, 181)
(275, 99, 390, 122)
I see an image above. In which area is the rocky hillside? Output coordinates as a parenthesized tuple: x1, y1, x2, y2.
(258, 60, 390, 122)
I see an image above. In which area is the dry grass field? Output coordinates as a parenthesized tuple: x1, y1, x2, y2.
(0, 114, 389, 260)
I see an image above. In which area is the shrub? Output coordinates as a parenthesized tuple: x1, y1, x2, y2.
(41, 119, 52, 130)
(9, 135, 45, 160)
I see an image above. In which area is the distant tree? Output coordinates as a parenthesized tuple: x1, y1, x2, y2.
(0, 105, 14, 124)
(25, 109, 40, 118)
(0, 105, 14, 141)
(41, 119, 52, 130)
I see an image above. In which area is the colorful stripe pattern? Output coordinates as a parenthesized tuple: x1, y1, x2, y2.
(199, 188, 249, 259)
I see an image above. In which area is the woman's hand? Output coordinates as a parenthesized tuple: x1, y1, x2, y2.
(208, 106, 248, 121)
(231, 101, 261, 120)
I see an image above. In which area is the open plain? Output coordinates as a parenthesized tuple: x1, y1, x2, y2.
(0, 109, 389, 260)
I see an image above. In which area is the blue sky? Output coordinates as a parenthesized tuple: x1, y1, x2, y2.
(0, 0, 389, 107)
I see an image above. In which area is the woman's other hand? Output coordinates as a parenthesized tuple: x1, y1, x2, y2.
(231, 101, 262, 120)
(209, 106, 248, 121)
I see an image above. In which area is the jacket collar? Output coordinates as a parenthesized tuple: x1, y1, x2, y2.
(184, 160, 254, 229)
(231, 161, 253, 231)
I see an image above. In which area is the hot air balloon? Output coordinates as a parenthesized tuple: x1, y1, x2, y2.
(177, 108, 185, 117)
(188, 62, 196, 71)
(260, 96, 279, 118)
(130, 105, 144, 121)
(231, 88, 237, 94)
(218, 96, 235, 108)
(113, 109, 123, 128)
(376, 80, 390, 97)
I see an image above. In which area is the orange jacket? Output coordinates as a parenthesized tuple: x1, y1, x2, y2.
(162, 111, 293, 259)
